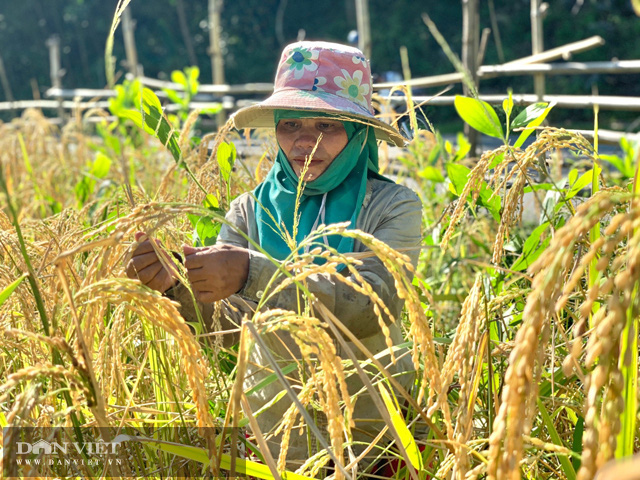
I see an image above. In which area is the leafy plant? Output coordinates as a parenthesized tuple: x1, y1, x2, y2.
(163, 66, 222, 124)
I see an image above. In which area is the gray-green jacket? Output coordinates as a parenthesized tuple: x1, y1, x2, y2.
(170, 177, 422, 467)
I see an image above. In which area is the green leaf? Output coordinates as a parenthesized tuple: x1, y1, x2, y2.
(454, 95, 503, 139)
(163, 89, 185, 106)
(217, 142, 236, 184)
(204, 194, 219, 209)
(616, 298, 638, 458)
(572, 416, 584, 472)
(246, 363, 298, 396)
(113, 435, 313, 480)
(187, 66, 200, 94)
(0, 274, 27, 307)
(92, 152, 112, 179)
(523, 183, 555, 193)
(74, 177, 93, 206)
(566, 169, 593, 200)
(377, 382, 423, 470)
(453, 132, 471, 162)
(171, 70, 188, 88)
(447, 163, 501, 221)
(139, 88, 182, 164)
(200, 104, 223, 115)
(447, 163, 471, 196)
(191, 217, 221, 247)
(512, 102, 549, 129)
(488, 151, 505, 169)
(141, 87, 163, 114)
(537, 399, 577, 480)
(502, 94, 513, 118)
(514, 101, 555, 148)
(511, 222, 550, 271)
(418, 166, 445, 182)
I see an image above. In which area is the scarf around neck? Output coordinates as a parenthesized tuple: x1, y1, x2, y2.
(252, 109, 391, 264)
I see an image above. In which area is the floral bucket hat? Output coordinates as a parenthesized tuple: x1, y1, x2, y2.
(231, 41, 406, 147)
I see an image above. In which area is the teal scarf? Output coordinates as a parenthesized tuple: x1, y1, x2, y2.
(253, 109, 389, 264)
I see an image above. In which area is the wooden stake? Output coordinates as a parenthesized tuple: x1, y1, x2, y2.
(355, 0, 371, 59)
(122, 7, 140, 77)
(462, 0, 480, 154)
(208, 0, 226, 126)
(45, 35, 64, 119)
(531, 0, 546, 100)
(0, 53, 14, 103)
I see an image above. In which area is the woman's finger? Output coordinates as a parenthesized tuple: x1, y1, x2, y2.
(191, 279, 216, 292)
(146, 269, 173, 293)
(133, 262, 163, 286)
(184, 252, 207, 270)
(186, 268, 212, 283)
(131, 240, 158, 257)
(194, 290, 218, 304)
(130, 251, 162, 272)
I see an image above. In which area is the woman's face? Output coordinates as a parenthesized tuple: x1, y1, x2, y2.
(276, 117, 348, 182)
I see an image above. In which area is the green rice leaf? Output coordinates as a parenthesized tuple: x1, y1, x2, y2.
(512, 102, 549, 129)
(113, 435, 314, 480)
(511, 222, 550, 272)
(246, 363, 298, 396)
(514, 102, 555, 148)
(0, 274, 27, 307)
(217, 142, 236, 184)
(616, 299, 638, 458)
(537, 399, 577, 480)
(377, 382, 423, 470)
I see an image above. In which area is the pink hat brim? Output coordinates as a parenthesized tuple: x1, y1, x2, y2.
(231, 88, 407, 147)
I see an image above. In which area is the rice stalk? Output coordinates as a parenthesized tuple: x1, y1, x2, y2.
(247, 308, 354, 476)
(75, 278, 220, 475)
(487, 188, 629, 480)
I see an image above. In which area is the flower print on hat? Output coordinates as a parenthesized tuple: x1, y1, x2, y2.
(352, 53, 366, 65)
(312, 76, 327, 91)
(286, 46, 319, 79)
(334, 68, 370, 111)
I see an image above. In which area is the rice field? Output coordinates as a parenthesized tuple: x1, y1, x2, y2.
(0, 84, 638, 480)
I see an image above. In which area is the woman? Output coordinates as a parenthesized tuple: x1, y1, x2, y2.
(127, 41, 422, 469)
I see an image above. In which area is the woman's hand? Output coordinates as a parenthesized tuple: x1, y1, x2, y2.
(183, 244, 249, 303)
(126, 232, 179, 293)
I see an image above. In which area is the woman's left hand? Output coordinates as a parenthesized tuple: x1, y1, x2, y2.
(182, 244, 249, 303)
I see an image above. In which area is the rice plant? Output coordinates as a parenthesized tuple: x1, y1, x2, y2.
(0, 73, 638, 480)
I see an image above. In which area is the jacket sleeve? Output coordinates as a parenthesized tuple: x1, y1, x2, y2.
(234, 187, 422, 340)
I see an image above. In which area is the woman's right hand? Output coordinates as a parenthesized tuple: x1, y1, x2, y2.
(126, 232, 179, 293)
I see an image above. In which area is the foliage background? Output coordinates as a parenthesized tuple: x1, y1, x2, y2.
(1, 0, 640, 129)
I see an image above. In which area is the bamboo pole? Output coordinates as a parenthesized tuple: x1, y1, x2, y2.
(208, 0, 226, 125)
(373, 36, 606, 89)
(45, 35, 64, 119)
(462, 0, 480, 153)
(388, 93, 640, 111)
(0, 53, 14, 103)
(531, 0, 546, 100)
(505, 35, 604, 65)
(122, 7, 140, 77)
(355, 0, 371, 59)
(477, 60, 640, 76)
